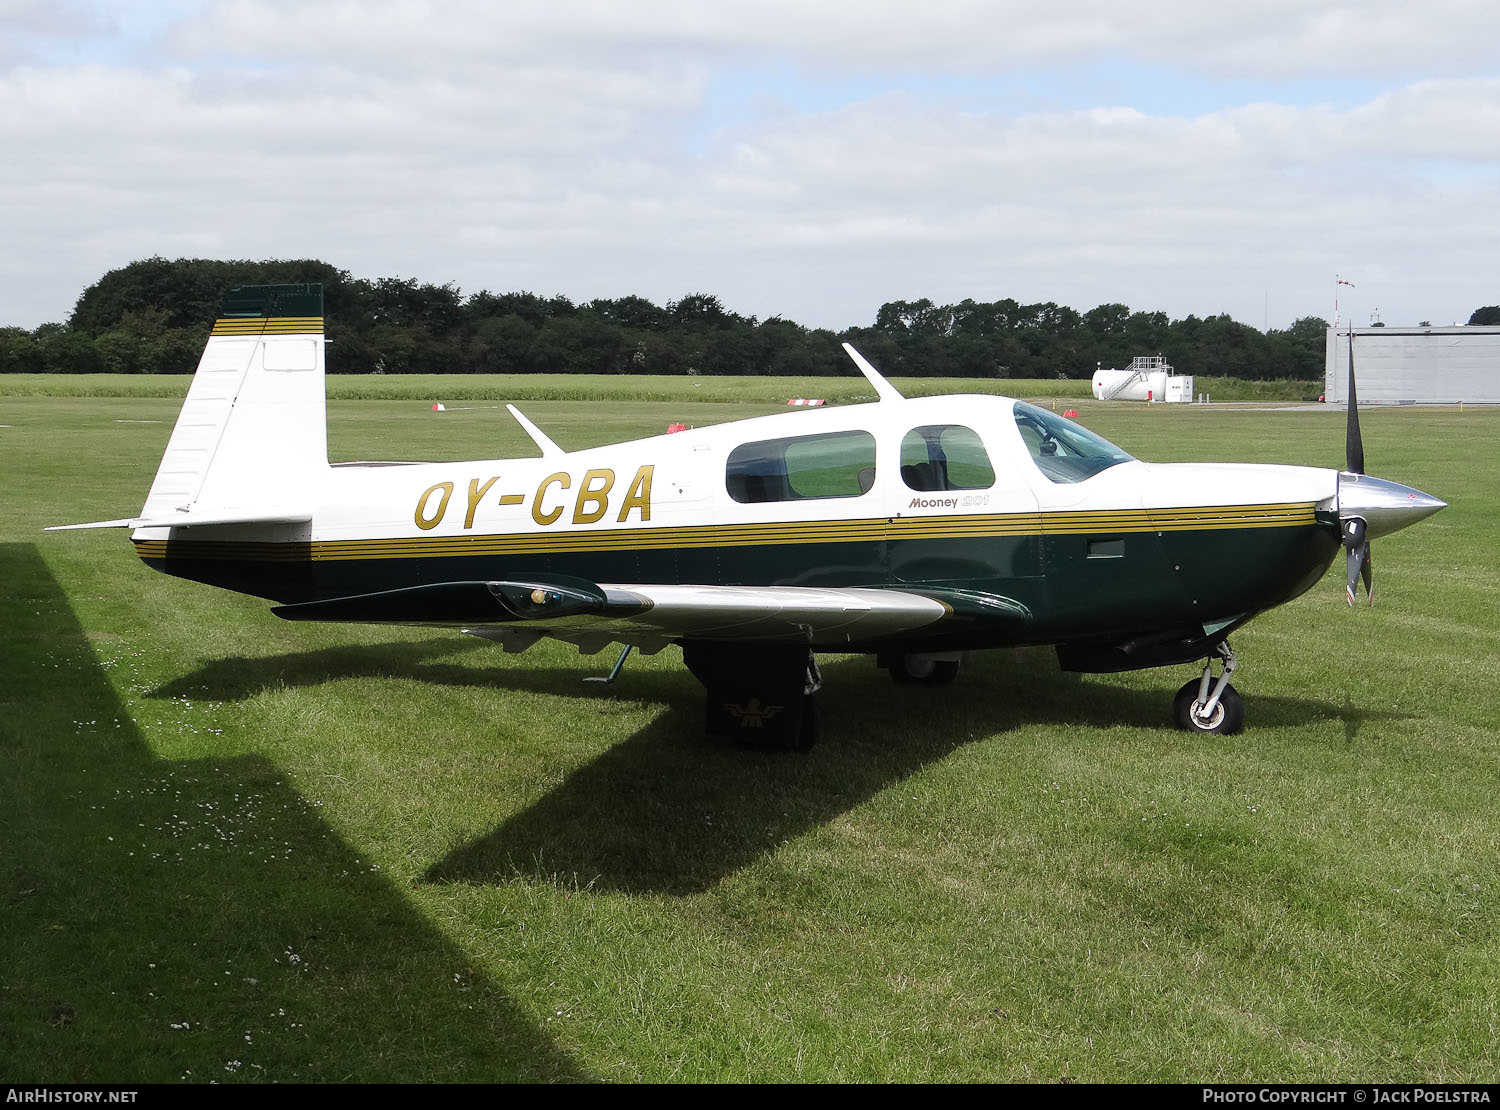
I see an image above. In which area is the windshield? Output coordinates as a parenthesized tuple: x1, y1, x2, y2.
(1012, 401, 1134, 484)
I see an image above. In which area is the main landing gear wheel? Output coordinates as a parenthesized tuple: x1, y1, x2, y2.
(1173, 679, 1244, 734)
(1172, 640, 1244, 735)
(883, 652, 962, 686)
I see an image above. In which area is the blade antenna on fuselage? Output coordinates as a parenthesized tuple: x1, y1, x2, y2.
(506, 404, 565, 458)
(841, 343, 905, 402)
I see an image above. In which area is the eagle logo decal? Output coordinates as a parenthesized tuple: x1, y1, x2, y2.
(724, 698, 784, 728)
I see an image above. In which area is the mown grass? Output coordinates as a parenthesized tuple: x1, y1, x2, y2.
(1, 391, 1495, 1082)
(0, 371, 1317, 404)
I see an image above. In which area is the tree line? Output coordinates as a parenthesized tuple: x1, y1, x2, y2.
(0, 256, 1364, 380)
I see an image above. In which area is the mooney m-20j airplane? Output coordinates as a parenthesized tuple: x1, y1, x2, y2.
(54, 284, 1446, 749)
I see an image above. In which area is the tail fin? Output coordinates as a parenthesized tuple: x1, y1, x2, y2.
(139, 284, 327, 523)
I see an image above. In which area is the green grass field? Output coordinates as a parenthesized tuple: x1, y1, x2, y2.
(1, 382, 1495, 1083)
(0, 371, 1317, 404)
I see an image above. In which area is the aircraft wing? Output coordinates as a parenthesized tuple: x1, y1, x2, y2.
(271, 578, 1031, 655)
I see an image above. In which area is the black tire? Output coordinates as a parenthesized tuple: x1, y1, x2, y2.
(1172, 679, 1245, 735)
(888, 654, 961, 686)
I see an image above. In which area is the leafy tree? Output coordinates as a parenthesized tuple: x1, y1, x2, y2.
(1124, 310, 1170, 353)
(7, 255, 1337, 381)
(669, 293, 734, 329)
(1264, 316, 1329, 379)
(471, 314, 538, 373)
(32, 323, 100, 374)
(71, 257, 354, 337)
(367, 277, 464, 333)
(1083, 303, 1130, 337)
(0, 326, 37, 373)
(527, 313, 625, 374)
(366, 323, 419, 375)
(466, 290, 554, 327)
(1468, 306, 1500, 326)
(588, 295, 671, 332)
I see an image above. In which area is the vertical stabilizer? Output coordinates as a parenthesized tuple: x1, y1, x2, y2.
(139, 284, 328, 521)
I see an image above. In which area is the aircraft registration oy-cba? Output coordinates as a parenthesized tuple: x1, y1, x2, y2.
(53, 284, 1446, 749)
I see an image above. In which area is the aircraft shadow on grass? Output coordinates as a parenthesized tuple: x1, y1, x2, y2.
(420, 655, 1407, 896)
(146, 628, 1407, 899)
(149, 635, 496, 702)
(0, 544, 584, 1083)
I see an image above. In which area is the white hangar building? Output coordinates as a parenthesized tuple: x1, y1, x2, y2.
(1325, 326, 1500, 404)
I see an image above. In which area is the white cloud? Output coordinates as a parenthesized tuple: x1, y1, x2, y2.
(163, 1, 1500, 79)
(1, 0, 1497, 332)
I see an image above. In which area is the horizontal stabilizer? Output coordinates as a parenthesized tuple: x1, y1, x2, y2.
(45, 518, 139, 532)
(47, 509, 314, 532)
(133, 509, 314, 529)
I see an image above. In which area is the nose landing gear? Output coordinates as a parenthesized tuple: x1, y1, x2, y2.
(879, 651, 965, 686)
(1173, 641, 1244, 735)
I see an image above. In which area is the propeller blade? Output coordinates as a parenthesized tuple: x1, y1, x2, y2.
(1361, 543, 1374, 604)
(1346, 329, 1365, 475)
(1345, 542, 1368, 606)
(1342, 516, 1373, 606)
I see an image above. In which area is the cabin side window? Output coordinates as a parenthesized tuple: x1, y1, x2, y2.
(899, 425, 995, 491)
(726, 430, 877, 503)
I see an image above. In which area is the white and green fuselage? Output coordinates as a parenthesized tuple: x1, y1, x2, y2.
(57, 284, 1441, 744)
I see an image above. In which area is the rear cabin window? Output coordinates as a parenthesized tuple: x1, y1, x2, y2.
(899, 425, 995, 491)
(726, 430, 877, 503)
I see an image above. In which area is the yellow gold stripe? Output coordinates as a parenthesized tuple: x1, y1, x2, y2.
(133, 502, 1321, 564)
(211, 316, 325, 336)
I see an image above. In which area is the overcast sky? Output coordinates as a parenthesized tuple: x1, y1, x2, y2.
(3, 0, 1497, 334)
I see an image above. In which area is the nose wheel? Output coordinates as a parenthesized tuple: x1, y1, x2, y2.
(1173, 641, 1244, 735)
(879, 651, 965, 686)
